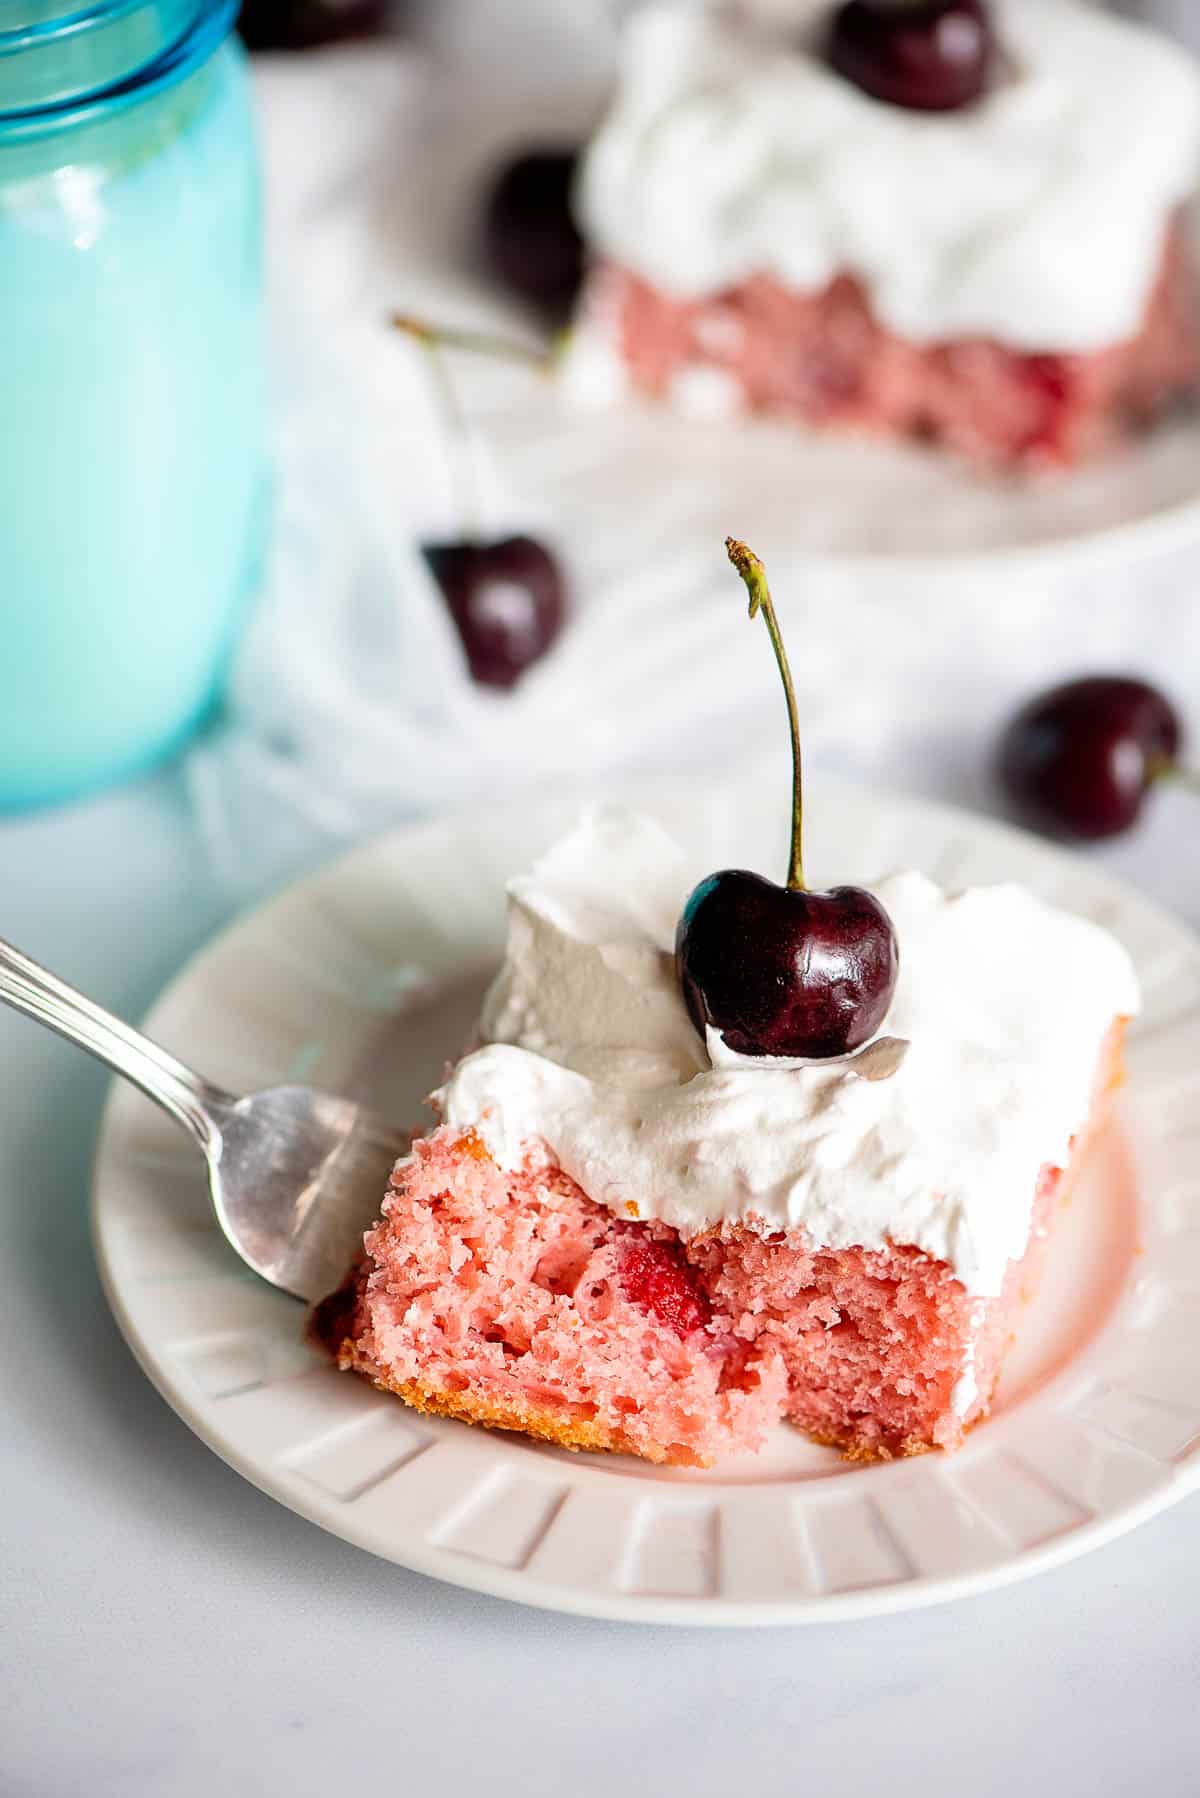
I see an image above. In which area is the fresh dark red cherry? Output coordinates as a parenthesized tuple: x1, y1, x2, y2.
(483, 151, 584, 320)
(677, 871, 899, 1060)
(828, 0, 993, 112)
(999, 676, 1183, 841)
(391, 315, 567, 690)
(238, 0, 388, 50)
(676, 540, 900, 1062)
(423, 536, 565, 691)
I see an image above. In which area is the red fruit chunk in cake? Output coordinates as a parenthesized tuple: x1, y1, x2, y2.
(618, 1237, 711, 1336)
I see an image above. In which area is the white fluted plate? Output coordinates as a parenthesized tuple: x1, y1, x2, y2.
(93, 775, 1200, 1625)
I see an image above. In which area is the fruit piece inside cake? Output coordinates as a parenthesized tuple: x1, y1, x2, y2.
(312, 807, 1137, 1465)
(562, 0, 1200, 469)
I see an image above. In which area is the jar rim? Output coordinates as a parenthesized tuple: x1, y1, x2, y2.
(0, 0, 238, 135)
(0, 3, 158, 57)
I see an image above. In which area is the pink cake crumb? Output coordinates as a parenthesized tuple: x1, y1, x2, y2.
(314, 1026, 1126, 1466)
(582, 222, 1198, 470)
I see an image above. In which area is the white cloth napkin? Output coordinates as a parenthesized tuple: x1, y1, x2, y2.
(186, 31, 1200, 922)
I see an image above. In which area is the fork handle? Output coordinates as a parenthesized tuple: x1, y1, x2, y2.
(0, 937, 232, 1153)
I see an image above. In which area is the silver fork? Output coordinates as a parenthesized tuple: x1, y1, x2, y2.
(0, 937, 409, 1303)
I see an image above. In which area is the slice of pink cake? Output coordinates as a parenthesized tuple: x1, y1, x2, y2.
(568, 3, 1200, 471)
(313, 1022, 1125, 1466)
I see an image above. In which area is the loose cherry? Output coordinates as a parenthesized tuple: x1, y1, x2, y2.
(392, 315, 566, 690)
(999, 676, 1188, 841)
(483, 150, 584, 321)
(827, 0, 994, 112)
(676, 540, 899, 1061)
(238, 0, 388, 50)
(422, 538, 565, 691)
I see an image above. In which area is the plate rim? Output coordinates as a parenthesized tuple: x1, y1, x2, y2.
(795, 483, 1200, 578)
(91, 774, 1200, 1627)
(85, 1243, 1200, 1626)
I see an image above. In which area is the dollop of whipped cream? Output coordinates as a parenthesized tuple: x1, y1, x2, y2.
(436, 808, 1140, 1298)
(575, 0, 1200, 352)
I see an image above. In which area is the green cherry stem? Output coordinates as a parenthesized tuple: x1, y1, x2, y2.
(1148, 754, 1200, 796)
(391, 315, 490, 544)
(725, 537, 806, 893)
(391, 314, 558, 546)
(390, 313, 555, 373)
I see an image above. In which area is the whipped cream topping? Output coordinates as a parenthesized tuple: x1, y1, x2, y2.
(575, 0, 1200, 352)
(437, 808, 1139, 1299)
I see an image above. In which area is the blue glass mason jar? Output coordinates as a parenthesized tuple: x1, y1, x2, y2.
(0, 1, 266, 809)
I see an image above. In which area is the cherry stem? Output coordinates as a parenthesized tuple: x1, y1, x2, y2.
(390, 314, 558, 545)
(391, 315, 487, 543)
(725, 537, 805, 892)
(1149, 755, 1200, 796)
(390, 313, 554, 372)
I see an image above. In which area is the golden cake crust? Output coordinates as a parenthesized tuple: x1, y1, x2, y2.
(331, 1340, 697, 1464)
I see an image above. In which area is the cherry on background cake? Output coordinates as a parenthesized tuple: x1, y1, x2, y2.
(563, 0, 1200, 468)
(314, 543, 1140, 1466)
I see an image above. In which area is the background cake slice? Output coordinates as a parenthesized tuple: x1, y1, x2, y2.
(565, 0, 1200, 467)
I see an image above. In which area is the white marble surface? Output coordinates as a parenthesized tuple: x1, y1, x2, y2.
(5, 3, 1200, 1791)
